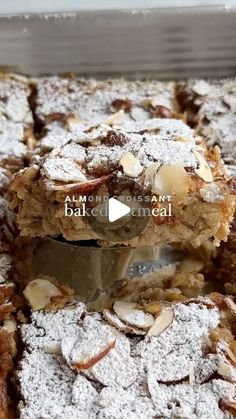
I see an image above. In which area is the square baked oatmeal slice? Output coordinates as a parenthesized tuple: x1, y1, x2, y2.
(11, 117, 235, 247)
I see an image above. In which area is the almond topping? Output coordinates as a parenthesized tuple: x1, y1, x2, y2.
(113, 301, 154, 329)
(152, 165, 190, 200)
(73, 340, 116, 370)
(147, 308, 174, 336)
(66, 114, 84, 130)
(23, 279, 62, 311)
(103, 309, 146, 335)
(193, 150, 213, 183)
(225, 346, 236, 367)
(224, 297, 236, 315)
(119, 152, 143, 178)
(217, 362, 236, 382)
(151, 105, 172, 118)
(104, 109, 125, 125)
(219, 399, 236, 415)
(111, 98, 132, 113)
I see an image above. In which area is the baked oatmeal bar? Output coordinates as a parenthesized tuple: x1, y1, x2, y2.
(35, 76, 176, 129)
(176, 79, 236, 291)
(17, 277, 236, 419)
(11, 117, 235, 247)
(211, 218, 236, 296)
(0, 74, 34, 172)
(176, 78, 236, 177)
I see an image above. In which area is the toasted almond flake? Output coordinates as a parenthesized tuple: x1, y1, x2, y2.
(147, 308, 174, 336)
(119, 152, 143, 178)
(225, 346, 236, 367)
(193, 150, 213, 183)
(104, 109, 125, 125)
(66, 114, 84, 130)
(23, 279, 62, 311)
(73, 340, 116, 370)
(113, 301, 154, 329)
(144, 162, 161, 189)
(217, 362, 236, 382)
(176, 137, 191, 143)
(224, 297, 236, 314)
(103, 309, 146, 335)
(219, 399, 236, 415)
(152, 165, 190, 200)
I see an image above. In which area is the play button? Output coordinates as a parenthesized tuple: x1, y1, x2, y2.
(108, 198, 131, 223)
(86, 181, 151, 243)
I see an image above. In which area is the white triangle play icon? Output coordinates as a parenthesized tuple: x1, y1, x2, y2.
(108, 197, 131, 223)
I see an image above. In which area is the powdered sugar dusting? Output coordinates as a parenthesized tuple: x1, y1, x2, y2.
(39, 119, 200, 182)
(21, 303, 86, 353)
(18, 299, 236, 418)
(35, 77, 175, 126)
(180, 78, 236, 176)
(0, 75, 33, 167)
(43, 156, 87, 182)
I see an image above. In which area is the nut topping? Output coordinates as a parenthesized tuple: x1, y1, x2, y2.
(103, 309, 146, 335)
(119, 152, 143, 178)
(104, 109, 125, 125)
(225, 346, 236, 367)
(152, 165, 190, 200)
(151, 105, 172, 118)
(113, 301, 154, 329)
(193, 150, 213, 183)
(23, 279, 62, 311)
(219, 399, 236, 415)
(217, 362, 236, 382)
(147, 308, 174, 336)
(111, 98, 132, 113)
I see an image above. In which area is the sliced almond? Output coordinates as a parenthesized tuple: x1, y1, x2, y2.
(104, 109, 125, 126)
(144, 163, 161, 189)
(23, 279, 62, 311)
(111, 98, 132, 112)
(219, 399, 236, 415)
(224, 297, 236, 315)
(225, 346, 236, 367)
(176, 137, 191, 143)
(119, 152, 143, 178)
(66, 114, 84, 130)
(73, 340, 116, 370)
(113, 301, 154, 329)
(152, 165, 190, 200)
(217, 362, 236, 383)
(230, 340, 236, 356)
(193, 150, 213, 183)
(103, 309, 146, 335)
(147, 308, 174, 336)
